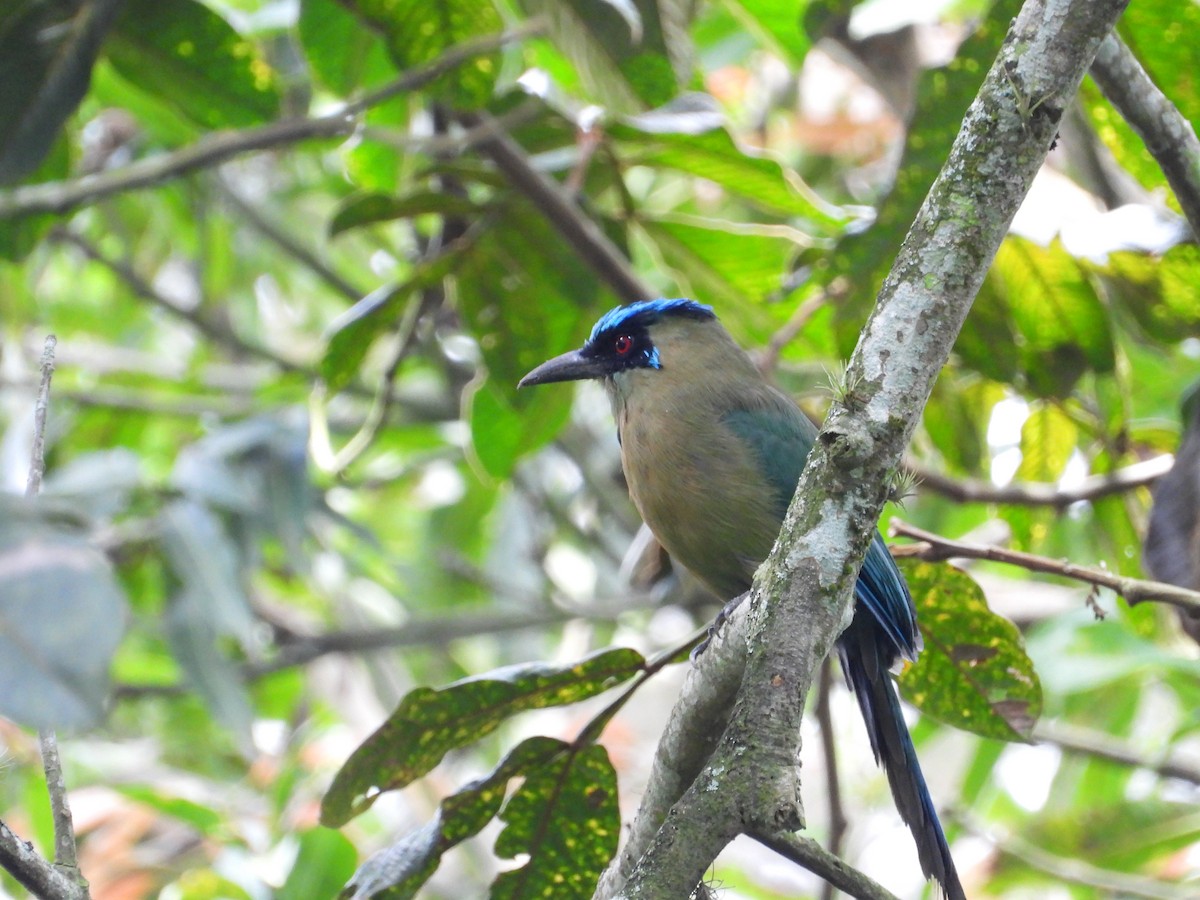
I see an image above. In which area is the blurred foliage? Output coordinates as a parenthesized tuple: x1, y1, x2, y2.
(1, 0, 1199, 898)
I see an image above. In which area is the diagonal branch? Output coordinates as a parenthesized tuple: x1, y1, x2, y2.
(601, 1, 1131, 897)
(906, 454, 1172, 508)
(0, 23, 544, 220)
(0, 338, 91, 900)
(459, 111, 653, 305)
(1090, 33, 1200, 236)
(753, 831, 900, 900)
(890, 519, 1200, 614)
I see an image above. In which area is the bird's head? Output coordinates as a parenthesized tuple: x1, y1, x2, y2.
(517, 298, 717, 390)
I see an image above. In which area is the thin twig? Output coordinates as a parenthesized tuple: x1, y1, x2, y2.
(1035, 720, 1200, 786)
(217, 182, 364, 302)
(459, 110, 653, 305)
(906, 454, 1172, 508)
(0, 379, 260, 418)
(324, 289, 431, 475)
(52, 229, 308, 373)
(113, 604, 646, 697)
(0, 822, 88, 900)
(25, 336, 56, 495)
(759, 288, 830, 375)
(1090, 33, 1200, 237)
(10, 337, 89, 898)
(360, 99, 545, 158)
(815, 660, 847, 900)
(752, 831, 901, 900)
(890, 519, 1200, 614)
(957, 814, 1191, 899)
(0, 22, 545, 220)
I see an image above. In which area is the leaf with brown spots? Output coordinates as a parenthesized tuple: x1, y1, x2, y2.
(320, 646, 643, 826)
(340, 736, 616, 899)
(898, 560, 1042, 740)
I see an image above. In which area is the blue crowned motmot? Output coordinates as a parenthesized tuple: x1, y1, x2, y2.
(519, 299, 964, 900)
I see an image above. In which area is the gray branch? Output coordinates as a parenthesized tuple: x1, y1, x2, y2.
(0, 23, 543, 220)
(891, 519, 1200, 614)
(1090, 33, 1200, 236)
(0, 822, 88, 900)
(600, 0, 1131, 896)
(907, 454, 1172, 508)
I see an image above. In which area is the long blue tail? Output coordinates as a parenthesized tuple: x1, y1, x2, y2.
(838, 613, 966, 900)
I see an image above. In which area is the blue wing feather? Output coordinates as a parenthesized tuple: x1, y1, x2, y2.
(723, 398, 919, 660)
(723, 392, 960, 897)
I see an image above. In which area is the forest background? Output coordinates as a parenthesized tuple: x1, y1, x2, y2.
(2, 0, 1200, 898)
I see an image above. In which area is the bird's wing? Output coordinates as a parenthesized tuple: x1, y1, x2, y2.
(722, 390, 919, 661)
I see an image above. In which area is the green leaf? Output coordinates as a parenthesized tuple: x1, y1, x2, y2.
(720, 0, 809, 65)
(298, 0, 393, 96)
(106, 0, 280, 131)
(279, 829, 359, 900)
(1102, 243, 1200, 342)
(455, 196, 614, 475)
(468, 376, 572, 479)
(637, 216, 804, 305)
(115, 785, 225, 835)
(825, 0, 1022, 350)
(0, 0, 122, 185)
(612, 121, 845, 224)
(159, 499, 255, 643)
(329, 190, 482, 238)
(955, 270, 1021, 384)
(521, 0, 691, 112)
(492, 742, 618, 899)
(992, 237, 1115, 397)
(898, 560, 1042, 741)
(320, 647, 644, 826)
(337, 0, 502, 108)
(1015, 403, 1078, 483)
(164, 595, 254, 750)
(921, 375, 1004, 476)
(0, 496, 127, 730)
(1015, 798, 1200, 877)
(1082, 5, 1200, 211)
(342, 736, 613, 900)
(321, 237, 472, 393)
(1119, 0, 1200, 132)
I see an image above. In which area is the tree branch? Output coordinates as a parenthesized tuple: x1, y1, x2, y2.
(112, 605, 648, 698)
(960, 814, 1192, 899)
(217, 181, 364, 302)
(0, 337, 91, 899)
(814, 660, 847, 900)
(603, 1, 1130, 896)
(1090, 33, 1200, 236)
(905, 454, 1172, 508)
(752, 831, 900, 900)
(0, 23, 544, 220)
(1035, 720, 1200, 786)
(29, 338, 83, 879)
(458, 111, 653, 305)
(0, 822, 88, 900)
(890, 519, 1200, 614)
(51, 228, 309, 373)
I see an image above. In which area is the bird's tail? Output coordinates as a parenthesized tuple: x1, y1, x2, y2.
(838, 630, 965, 900)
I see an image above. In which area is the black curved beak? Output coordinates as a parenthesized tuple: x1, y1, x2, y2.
(517, 349, 604, 388)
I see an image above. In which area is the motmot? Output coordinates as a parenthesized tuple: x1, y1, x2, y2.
(519, 299, 965, 899)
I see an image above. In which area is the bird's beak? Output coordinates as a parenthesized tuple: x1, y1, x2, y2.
(517, 349, 602, 388)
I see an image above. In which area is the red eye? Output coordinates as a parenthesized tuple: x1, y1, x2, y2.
(613, 334, 635, 355)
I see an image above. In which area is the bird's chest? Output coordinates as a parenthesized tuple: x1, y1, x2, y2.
(614, 396, 782, 598)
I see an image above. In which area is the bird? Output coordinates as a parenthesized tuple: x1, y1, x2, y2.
(518, 298, 965, 900)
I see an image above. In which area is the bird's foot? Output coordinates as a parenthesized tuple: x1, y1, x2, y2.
(690, 592, 749, 660)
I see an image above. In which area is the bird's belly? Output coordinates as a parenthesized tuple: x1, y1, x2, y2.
(621, 432, 782, 600)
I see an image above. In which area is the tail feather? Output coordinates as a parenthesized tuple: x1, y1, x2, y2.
(839, 621, 965, 900)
